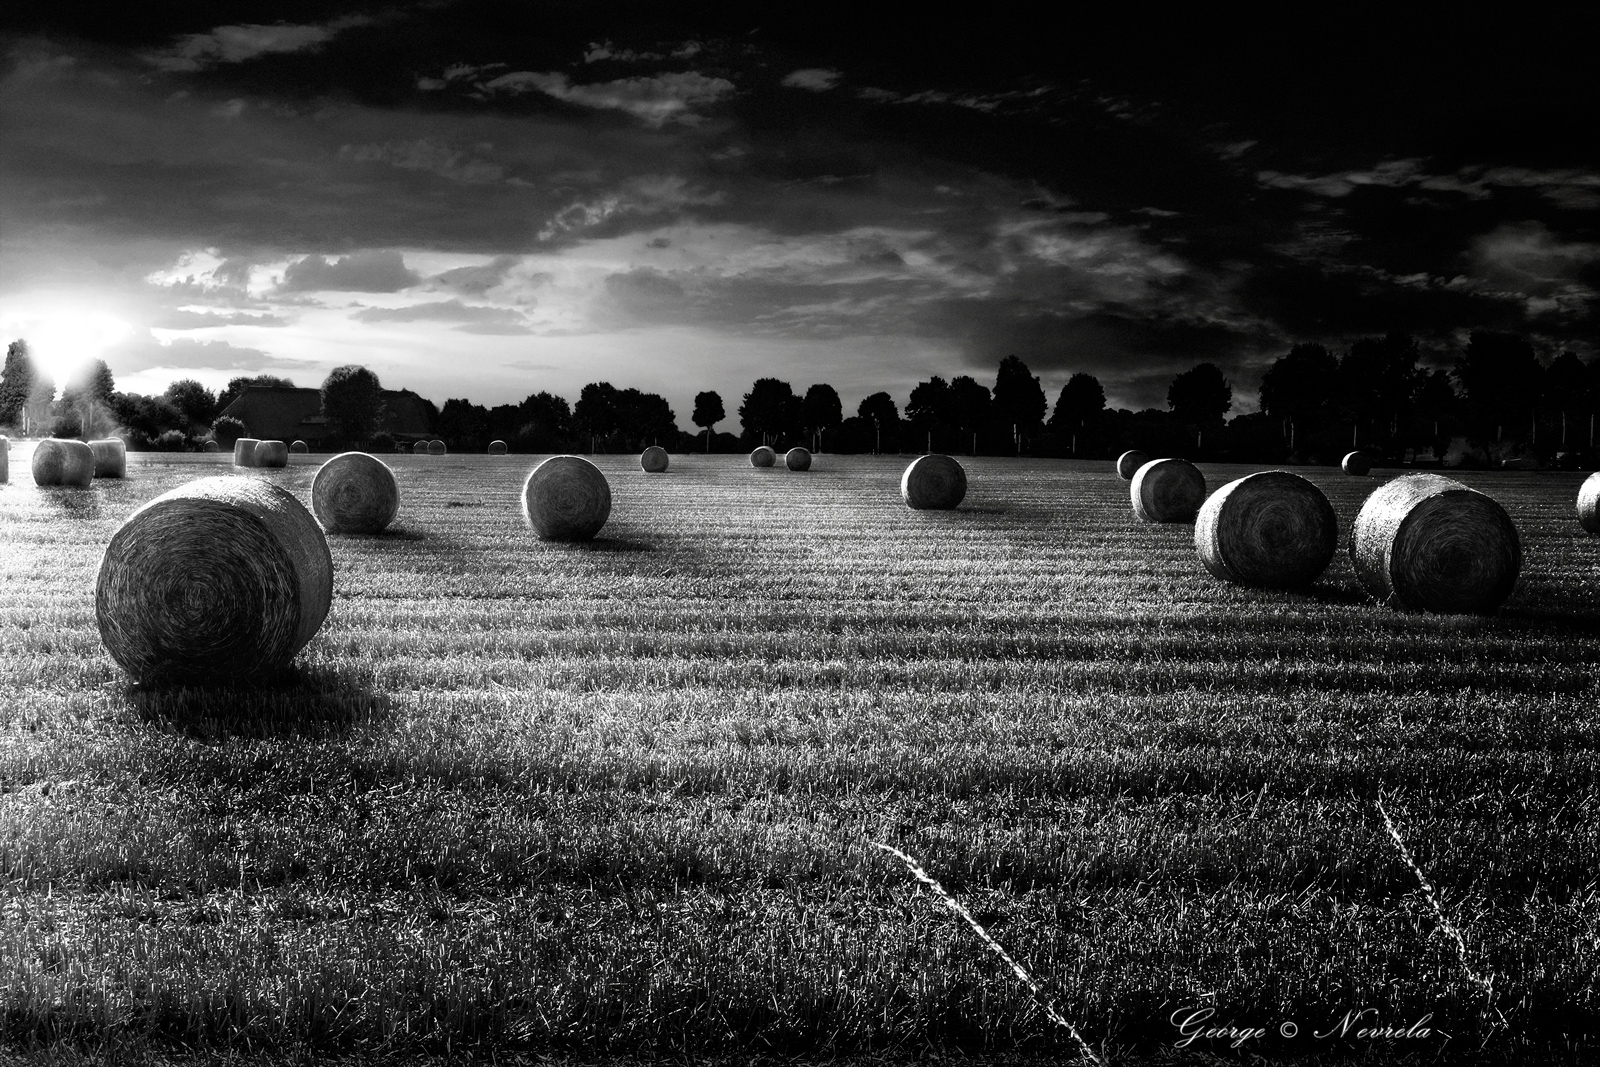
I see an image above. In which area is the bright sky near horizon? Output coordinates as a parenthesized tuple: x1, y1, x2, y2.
(2, 4, 1597, 428)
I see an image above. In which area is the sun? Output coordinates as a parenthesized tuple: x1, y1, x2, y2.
(3, 303, 132, 396)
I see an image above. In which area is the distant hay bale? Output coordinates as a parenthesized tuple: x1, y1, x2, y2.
(0, 435, 9, 484)
(522, 455, 611, 541)
(901, 454, 967, 510)
(1195, 470, 1337, 588)
(1351, 473, 1521, 613)
(255, 440, 289, 469)
(413, 441, 429, 455)
(1116, 450, 1148, 480)
(311, 451, 400, 534)
(32, 439, 94, 488)
(428, 440, 446, 456)
(785, 447, 812, 471)
(750, 446, 776, 468)
(290, 440, 308, 454)
(234, 438, 261, 467)
(1130, 458, 1206, 523)
(640, 445, 669, 472)
(1342, 451, 1372, 476)
(95, 476, 332, 684)
(1579, 472, 1600, 534)
(202, 440, 220, 453)
(488, 440, 508, 455)
(89, 438, 126, 479)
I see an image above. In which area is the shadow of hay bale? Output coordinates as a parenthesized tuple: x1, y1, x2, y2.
(121, 664, 390, 740)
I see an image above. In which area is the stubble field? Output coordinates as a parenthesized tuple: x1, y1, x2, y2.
(1, 451, 1598, 1065)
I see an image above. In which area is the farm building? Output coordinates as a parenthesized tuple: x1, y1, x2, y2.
(216, 386, 437, 448)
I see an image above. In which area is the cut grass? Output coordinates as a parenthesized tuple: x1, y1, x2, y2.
(2, 453, 1599, 1063)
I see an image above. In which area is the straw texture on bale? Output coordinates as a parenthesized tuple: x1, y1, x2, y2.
(202, 440, 219, 452)
(32, 439, 94, 487)
(290, 440, 308, 454)
(1578, 472, 1600, 535)
(233, 438, 261, 467)
(786, 447, 812, 471)
(522, 455, 611, 541)
(95, 476, 333, 684)
(640, 445, 669, 473)
(1350, 473, 1521, 614)
(0, 435, 8, 484)
(1342, 451, 1372, 476)
(901, 454, 967, 510)
(428, 440, 446, 456)
(1130, 458, 1206, 523)
(488, 440, 508, 455)
(311, 451, 400, 534)
(1195, 470, 1337, 588)
(750, 446, 776, 468)
(413, 441, 428, 455)
(255, 440, 289, 468)
(89, 439, 126, 479)
(1116, 450, 1148, 480)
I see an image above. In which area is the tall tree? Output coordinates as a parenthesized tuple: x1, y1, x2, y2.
(0, 339, 39, 429)
(739, 378, 801, 444)
(949, 375, 992, 434)
(1050, 373, 1106, 432)
(856, 391, 900, 452)
(162, 379, 218, 430)
(1168, 363, 1232, 426)
(217, 374, 296, 412)
(1259, 343, 1339, 423)
(574, 382, 623, 444)
(519, 391, 572, 438)
(437, 398, 490, 449)
(800, 383, 843, 445)
(1339, 332, 1420, 439)
(905, 376, 956, 429)
(60, 359, 118, 438)
(320, 365, 387, 444)
(1453, 331, 1542, 439)
(693, 390, 725, 448)
(991, 355, 1048, 434)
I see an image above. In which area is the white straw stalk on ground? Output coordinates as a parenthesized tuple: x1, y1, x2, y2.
(32, 439, 95, 487)
(1116, 449, 1148, 480)
(1350, 473, 1521, 613)
(0, 435, 8, 484)
(785, 447, 812, 471)
(1342, 450, 1373, 476)
(95, 476, 333, 684)
(290, 440, 308, 454)
(1578, 472, 1600, 534)
(640, 445, 669, 472)
(901, 454, 967, 509)
(89, 438, 126, 479)
(233, 438, 261, 467)
(750, 446, 776, 468)
(488, 440, 508, 455)
(413, 441, 428, 455)
(522, 455, 611, 541)
(255, 440, 289, 469)
(311, 451, 400, 534)
(428, 439, 446, 456)
(1130, 457, 1206, 523)
(1195, 470, 1337, 588)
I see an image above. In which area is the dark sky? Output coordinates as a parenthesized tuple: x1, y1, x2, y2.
(3, 2, 1596, 423)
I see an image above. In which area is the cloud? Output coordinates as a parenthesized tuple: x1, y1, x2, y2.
(782, 69, 842, 92)
(104, 333, 295, 376)
(479, 70, 736, 126)
(150, 309, 289, 329)
(339, 140, 506, 184)
(426, 256, 527, 296)
(538, 175, 724, 242)
(1258, 159, 1600, 208)
(147, 17, 370, 73)
(278, 251, 422, 293)
(1465, 221, 1600, 317)
(351, 299, 531, 332)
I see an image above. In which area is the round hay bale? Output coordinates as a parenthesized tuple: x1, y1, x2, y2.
(233, 438, 261, 467)
(1194, 470, 1337, 588)
(901, 454, 967, 510)
(255, 440, 289, 469)
(413, 441, 429, 455)
(89, 439, 126, 479)
(290, 440, 308, 454)
(1578, 472, 1600, 535)
(640, 445, 669, 473)
(785, 447, 812, 471)
(522, 455, 611, 541)
(32, 439, 94, 487)
(95, 476, 332, 684)
(312, 451, 400, 534)
(1130, 458, 1206, 523)
(488, 440, 508, 456)
(750, 446, 776, 468)
(1350, 473, 1521, 613)
(1342, 450, 1372, 476)
(1116, 450, 1148, 480)
(202, 440, 220, 453)
(428, 440, 446, 456)
(0, 435, 9, 484)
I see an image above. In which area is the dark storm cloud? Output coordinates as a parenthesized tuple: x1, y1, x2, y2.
(103, 334, 292, 374)
(278, 251, 421, 292)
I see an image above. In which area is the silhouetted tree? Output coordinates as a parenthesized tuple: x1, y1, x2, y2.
(0, 339, 42, 431)
(211, 414, 247, 447)
(575, 383, 623, 445)
(1168, 363, 1232, 428)
(1338, 333, 1420, 448)
(800, 383, 843, 449)
(856, 391, 901, 452)
(1050, 373, 1106, 432)
(949, 375, 992, 449)
(59, 359, 118, 438)
(1453, 331, 1542, 443)
(438, 398, 490, 450)
(739, 378, 802, 445)
(217, 374, 296, 412)
(162, 379, 217, 430)
(992, 355, 1047, 444)
(1542, 351, 1590, 448)
(693, 390, 725, 450)
(320, 365, 387, 445)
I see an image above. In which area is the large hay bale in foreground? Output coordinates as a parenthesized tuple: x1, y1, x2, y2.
(488, 440, 508, 455)
(1351, 473, 1521, 613)
(312, 451, 400, 534)
(32, 439, 94, 487)
(202, 440, 220, 453)
(0, 435, 8, 484)
(901, 454, 967, 510)
(233, 438, 261, 467)
(750, 446, 776, 468)
(255, 440, 289, 469)
(1578, 472, 1600, 534)
(89, 439, 126, 479)
(1131, 458, 1206, 523)
(428, 440, 446, 456)
(1116, 450, 1148, 480)
(640, 445, 669, 473)
(522, 455, 611, 541)
(786, 447, 812, 471)
(290, 440, 308, 454)
(95, 476, 333, 684)
(1342, 451, 1372, 476)
(1195, 470, 1337, 588)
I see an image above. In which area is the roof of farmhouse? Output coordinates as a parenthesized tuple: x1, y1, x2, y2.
(217, 386, 436, 441)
